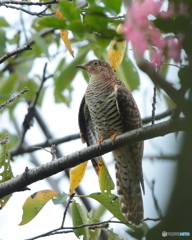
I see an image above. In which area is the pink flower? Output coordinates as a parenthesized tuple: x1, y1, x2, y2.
(124, 0, 165, 67)
(123, 0, 185, 68)
(124, 23, 148, 55)
(166, 36, 183, 63)
(151, 49, 163, 68)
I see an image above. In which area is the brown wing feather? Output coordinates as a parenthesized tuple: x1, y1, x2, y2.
(116, 85, 144, 193)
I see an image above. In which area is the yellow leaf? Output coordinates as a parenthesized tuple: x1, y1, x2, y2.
(53, 9, 65, 21)
(69, 162, 88, 195)
(97, 159, 115, 196)
(108, 23, 126, 71)
(60, 29, 74, 57)
(19, 190, 59, 225)
(52, 8, 74, 57)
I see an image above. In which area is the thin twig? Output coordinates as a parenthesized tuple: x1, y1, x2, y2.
(145, 177, 163, 218)
(151, 180, 163, 218)
(1, 28, 54, 73)
(137, 59, 192, 116)
(143, 217, 162, 222)
(61, 193, 75, 228)
(20, 10, 28, 42)
(0, 0, 58, 6)
(142, 108, 174, 125)
(0, 45, 32, 64)
(51, 145, 57, 161)
(151, 85, 157, 125)
(0, 87, 29, 110)
(19, 63, 48, 146)
(4, 4, 54, 17)
(25, 220, 125, 240)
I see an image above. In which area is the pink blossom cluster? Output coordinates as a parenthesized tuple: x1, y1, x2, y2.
(123, 0, 186, 68)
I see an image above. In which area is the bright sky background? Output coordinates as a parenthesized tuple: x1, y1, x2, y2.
(0, 3, 182, 240)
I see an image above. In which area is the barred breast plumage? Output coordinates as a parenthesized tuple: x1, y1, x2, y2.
(76, 59, 144, 226)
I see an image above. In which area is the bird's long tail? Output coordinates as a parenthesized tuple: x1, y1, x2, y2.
(113, 145, 144, 226)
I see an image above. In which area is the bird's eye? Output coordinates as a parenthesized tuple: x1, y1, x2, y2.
(93, 61, 99, 66)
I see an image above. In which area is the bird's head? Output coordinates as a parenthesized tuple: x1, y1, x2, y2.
(75, 59, 114, 77)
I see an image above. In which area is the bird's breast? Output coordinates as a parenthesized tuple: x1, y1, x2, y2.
(85, 87, 124, 141)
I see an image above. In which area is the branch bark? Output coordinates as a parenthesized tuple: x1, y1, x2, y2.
(0, 0, 58, 6)
(0, 117, 186, 199)
(0, 45, 32, 64)
(10, 108, 174, 157)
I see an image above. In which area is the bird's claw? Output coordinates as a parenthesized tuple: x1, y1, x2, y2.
(98, 139, 104, 149)
(110, 133, 120, 144)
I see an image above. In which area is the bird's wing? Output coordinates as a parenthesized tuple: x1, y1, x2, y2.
(115, 85, 144, 193)
(78, 95, 102, 174)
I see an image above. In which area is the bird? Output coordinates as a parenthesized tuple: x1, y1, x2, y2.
(76, 59, 144, 226)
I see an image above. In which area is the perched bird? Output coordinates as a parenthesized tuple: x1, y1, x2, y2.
(76, 59, 144, 226)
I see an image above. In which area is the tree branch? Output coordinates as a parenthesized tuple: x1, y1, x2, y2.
(1, 28, 54, 72)
(0, 0, 58, 6)
(9, 108, 174, 157)
(0, 117, 187, 199)
(3, 4, 54, 17)
(0, 45, 32, 64)
(18, 63, 48, 147)
(0, 87, 29, 110)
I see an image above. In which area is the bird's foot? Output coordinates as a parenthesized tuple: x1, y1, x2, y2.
(98, 139, 104, 149)
(110, 133, 120, 144)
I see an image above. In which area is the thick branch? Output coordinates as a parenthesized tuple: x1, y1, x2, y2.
(10, 108, 174, 157)
(0, 118, 186, 199)
(0, 44, 32, 64)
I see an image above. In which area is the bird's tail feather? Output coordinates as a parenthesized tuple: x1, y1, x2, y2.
(113, 146, 143, 226)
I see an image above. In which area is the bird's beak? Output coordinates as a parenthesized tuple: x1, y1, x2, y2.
(75, 64, 87, 70)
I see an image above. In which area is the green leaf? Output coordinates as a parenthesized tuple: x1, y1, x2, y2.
(7, 31, 20, 45)
(14, 59, 34, 81)
(103, 0, 122, 15)
(0, 17, 10, 27)
(0, 29, 6, 57)
(66, 19, 86, 39)
(33, 34, 49, 59)
(88, 192, 126, 222)
(52, 192, 68, 205)
(88, 218, 101, 240)
(0, 74, 19, 104)
(84, 14, 109, 32)
(92, 204, 106, 221)
(54, 46, 87, 104)
(108, 228, 124, 240)
(19, 190, 59, 225)
(38, 16, 66, 29)
(116, 56, 140, 91)
(0, 140, 14, 209)
(19, 79, 39, 102)
(31, 18, 46, 31)
(127, 222, 149, 240)
(59, 1, 81, 22)
(71, 201, 89, 239)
